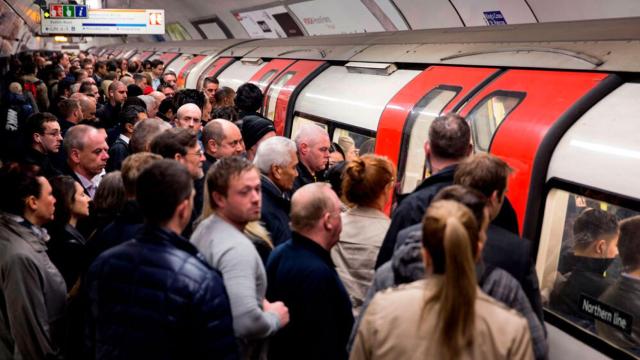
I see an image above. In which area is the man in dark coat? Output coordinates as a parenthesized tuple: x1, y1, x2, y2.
(105, 105, 147, 172)
(455, 153, 544, 323)
(292, 123, 330, 192)
(22, 112, 64, 179)
(267, 183, 353, 360)
(201, 119, 245, 175)
(254, 136, 298, 246)
(96, 81, 126, 129)
(85, 159, 238, 359)
(375, 113, 472, 268)
(550, 208, 619, 331)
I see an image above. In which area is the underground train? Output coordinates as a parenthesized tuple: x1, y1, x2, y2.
(92, 16, 640, 359)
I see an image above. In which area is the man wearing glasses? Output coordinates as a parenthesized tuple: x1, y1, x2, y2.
(22, 112, 63, 178)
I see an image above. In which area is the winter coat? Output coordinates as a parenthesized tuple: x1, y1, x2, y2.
(85, 225, 238, 359)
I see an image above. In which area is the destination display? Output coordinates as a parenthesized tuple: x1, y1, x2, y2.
(41, 8, 165, 35)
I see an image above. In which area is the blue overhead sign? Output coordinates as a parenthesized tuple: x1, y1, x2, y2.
(483, 11, 507, 25)
(75, 5, 87, 18)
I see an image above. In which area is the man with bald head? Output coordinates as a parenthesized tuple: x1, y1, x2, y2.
(175, 103, 202, 133)
(64, 124, 109, 198)
(292, 124, 331, 192)
(70, 93, 97, 124)
(97, 80, 127, 128)
(201, 119, 245, 174)
(266, 182, 354, 360)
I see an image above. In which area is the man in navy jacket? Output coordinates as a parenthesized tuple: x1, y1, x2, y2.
(85, 160, 238, 359)
(267, 183, 354, 360)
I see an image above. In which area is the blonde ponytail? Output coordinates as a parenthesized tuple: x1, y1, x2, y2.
(422, 200, 479, 360)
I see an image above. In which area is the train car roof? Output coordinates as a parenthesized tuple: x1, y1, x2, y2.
(547, 82, 640, 200)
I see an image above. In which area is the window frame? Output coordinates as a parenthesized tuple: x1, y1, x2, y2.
(291, 111, 376, 145)
(466, 90, 526, 152)
(397, 85, 461, 194)
(538, 176, 640, 360)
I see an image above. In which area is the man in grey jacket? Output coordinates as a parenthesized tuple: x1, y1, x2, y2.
(0, 168, 67, 360)
(191, 156, 289, 358)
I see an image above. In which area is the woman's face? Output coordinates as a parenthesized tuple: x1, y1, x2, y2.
(71, 182, 91, 218)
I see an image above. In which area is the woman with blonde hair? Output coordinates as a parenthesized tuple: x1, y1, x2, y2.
(351, 200, 534, 360)
(331, 154, 395, 315)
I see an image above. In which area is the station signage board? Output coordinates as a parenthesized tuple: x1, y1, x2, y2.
(41, 8, 165, 35)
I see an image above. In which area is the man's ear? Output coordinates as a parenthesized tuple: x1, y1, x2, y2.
(424, 141, 431, 156)
(175, 198, 191, 224)
(271, 164, 282, 180)
(33, 132, 42, 146)
(299, 143, 309, 156)
(322, 211, 332, 230)
(174, 153, 183, 163)
(207, 139, 217, 154)
(125, 123, 134, 134)
(211, 191, 225, 210)
(595, 239, 607, 255)
(466, 142, 473, 156)
(25, 195, 38, 212)
(69, 148, 81, 164)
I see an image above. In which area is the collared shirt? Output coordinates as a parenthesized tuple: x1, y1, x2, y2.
(75, 171, 97, 198)
(152, 78, 161, 91)
(118, 133, 130, 145)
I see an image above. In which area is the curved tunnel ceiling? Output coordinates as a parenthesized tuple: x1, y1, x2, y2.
(3, 0, 640, 54)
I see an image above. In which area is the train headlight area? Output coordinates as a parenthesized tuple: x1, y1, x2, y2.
(2, 9, 640, 360)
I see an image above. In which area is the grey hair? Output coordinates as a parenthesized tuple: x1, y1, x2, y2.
(64, 124, 97, 154)
(294, 123, 329, 148)
(129, 118, 171, 153)
(253, 136, 297, 174)
(138, 95, 155, 113)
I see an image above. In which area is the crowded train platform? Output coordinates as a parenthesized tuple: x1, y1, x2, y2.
(2, 2, 640, 359)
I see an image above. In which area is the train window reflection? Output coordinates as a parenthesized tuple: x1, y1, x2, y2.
(537, 188, 640, 356)
(467, 91, 524, 152)
(291, 116, 328, 140)
(256, 70, 279, 92)
(332, 128, 376, 160)
(400, 87, 458, 194)
(265, 72, 296, 121)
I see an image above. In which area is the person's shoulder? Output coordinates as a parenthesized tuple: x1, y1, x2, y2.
(476, 289, 529, 326)
(373, 279, 426, 304)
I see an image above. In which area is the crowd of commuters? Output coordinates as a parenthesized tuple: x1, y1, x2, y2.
(0, 49, 633, 360)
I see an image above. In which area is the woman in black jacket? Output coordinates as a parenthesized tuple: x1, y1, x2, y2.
(47, 175, 91, 289)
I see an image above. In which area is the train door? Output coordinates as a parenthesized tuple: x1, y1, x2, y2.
(163, 54, 205, 89)
(457, 70, 610, 231)
(535, 82, 637, 359)
(175, 55, 206, 89)
(291, 63, 422, 164)
(147, 52, 179, 65)
(247, 59, 296, 93)
(195, 57, 236, 90)
(216, 58, 269, 90)
(262, 60, 327, 135)
(377, 65, 500, 196)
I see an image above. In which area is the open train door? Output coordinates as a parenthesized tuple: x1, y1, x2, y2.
(376, 66, 500, 199)
(457, 70, 611, 232)
(263, 60, 328, 135)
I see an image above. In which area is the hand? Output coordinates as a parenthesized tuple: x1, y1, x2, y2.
(263, 299, 290, 328)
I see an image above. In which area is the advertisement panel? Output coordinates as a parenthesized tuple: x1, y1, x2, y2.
(234, 5, 303, 38)
(41, 8, 165, 35)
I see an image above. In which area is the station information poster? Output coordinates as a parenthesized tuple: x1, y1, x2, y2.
(41, 8, 165, 35)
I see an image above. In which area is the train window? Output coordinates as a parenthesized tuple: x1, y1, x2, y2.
(400, 87, 459, 194)
(217, 61, 268, 91)
(537, 187, 640, 356)
(290, 116, 328, 140)
(255, 70, 279, 92)
(467, 91, 525, 152)
(332, 128, 376, 159)
(265, 72, 296, 121)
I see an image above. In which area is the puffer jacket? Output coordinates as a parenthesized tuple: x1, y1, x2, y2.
(85, 225, 238, 360)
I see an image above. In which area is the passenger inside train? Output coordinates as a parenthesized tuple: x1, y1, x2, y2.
(1, 38, 640, 360)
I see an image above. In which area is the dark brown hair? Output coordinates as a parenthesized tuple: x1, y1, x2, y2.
(454, 153, 512, 198)
(150, 127, 197, 159)
(50, 175, 77, 225)
(619, 215, 640, 270)
(205, 156, 256, 209)
(429, 113, 470, 160)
